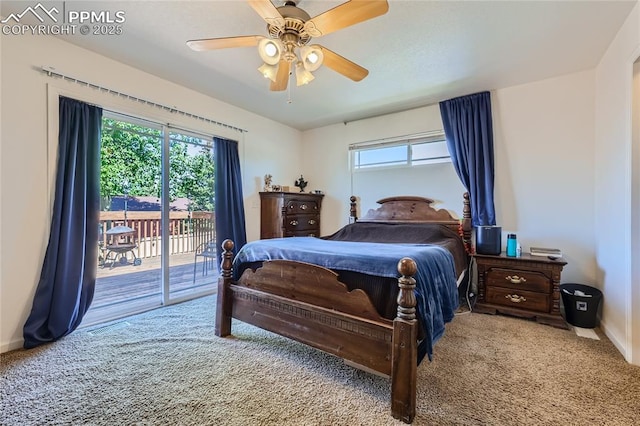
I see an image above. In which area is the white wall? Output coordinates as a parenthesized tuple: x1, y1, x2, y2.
(302, 106, 467, 232)
(633, 58, 640, 366)
(351, 162, 465, 220)
(492, 71, 596, 285)
(303, 71, 597, 286)
(594, 2, 640, 365)
(0, 34, 301, 352)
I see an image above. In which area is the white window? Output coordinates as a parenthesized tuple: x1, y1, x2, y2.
(350, 132, 450, 170)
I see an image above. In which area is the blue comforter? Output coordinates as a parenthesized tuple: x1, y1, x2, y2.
(234, 237, 459, 360)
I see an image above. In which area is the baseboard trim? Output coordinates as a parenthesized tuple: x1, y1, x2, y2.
(600, 319, 629, 361)
(1, 338, 24, 354)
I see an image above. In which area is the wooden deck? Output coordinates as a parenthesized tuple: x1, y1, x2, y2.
(92, 251, 218, 309)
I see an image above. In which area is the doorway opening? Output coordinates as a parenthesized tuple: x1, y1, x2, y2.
(631, 58, 640, 364)
(83, 112, 217, 326)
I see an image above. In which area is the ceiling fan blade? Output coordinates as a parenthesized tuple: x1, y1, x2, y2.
(303, 0, 389, 37)
(248, 0, 285, 28)
(187, 35, 264, 51)
(319, 46, 368, 82)
(270, 60, 291, 91)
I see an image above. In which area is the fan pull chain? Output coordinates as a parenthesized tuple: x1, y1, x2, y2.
(287, 69, 293, 104)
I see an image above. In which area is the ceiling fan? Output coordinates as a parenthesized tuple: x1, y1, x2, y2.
(187, 0, 389, 91)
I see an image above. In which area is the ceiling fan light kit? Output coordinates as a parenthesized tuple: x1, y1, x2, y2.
(295, 62, 315, 86)
(300, 45, 323, 72)
(258, 63, 279, 82)
(258, 38, 283, 65)
(186, 0, 389, 91)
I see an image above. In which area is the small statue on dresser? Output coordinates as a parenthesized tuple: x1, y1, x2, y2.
(294, 175, 308, 192)
(263, 174, 273, 192)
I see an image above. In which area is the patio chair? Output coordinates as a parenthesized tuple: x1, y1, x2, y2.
(193, 239, 217, 283)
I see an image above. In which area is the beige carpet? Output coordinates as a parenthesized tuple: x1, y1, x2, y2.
(1, 296, 638, 425)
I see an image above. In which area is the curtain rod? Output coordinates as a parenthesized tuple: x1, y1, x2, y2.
(349, 130, 444, 149)
(40, 66, 247, 134)
(343, 101, 439, 126)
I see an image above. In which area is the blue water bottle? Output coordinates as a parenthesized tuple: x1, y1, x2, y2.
(506, 234, 517, 257)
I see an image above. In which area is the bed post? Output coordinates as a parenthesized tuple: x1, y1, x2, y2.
(391, 257, 418, 424)
(462, 192, 473, 252)
(349, 195, 358, 222)
(215, 239, 234, 337)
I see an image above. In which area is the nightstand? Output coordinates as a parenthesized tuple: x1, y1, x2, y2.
(473, 252, 568, 329)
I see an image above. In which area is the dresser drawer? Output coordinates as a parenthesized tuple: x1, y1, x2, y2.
(284, 230, 320, 237)
(486, 268, 551, 293)
(485, 286, 550, 313)
(284, 214, 319, 232)
(286, 200, 319, 213)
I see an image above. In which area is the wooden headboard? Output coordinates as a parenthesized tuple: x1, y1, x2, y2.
(350, 193, 473, 252)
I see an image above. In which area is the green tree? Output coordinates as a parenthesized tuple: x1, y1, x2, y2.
(100, 119, 215, 211)
(169, 134, 215, 211)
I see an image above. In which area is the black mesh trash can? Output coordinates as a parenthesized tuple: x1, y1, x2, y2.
(560, 283, 602, 328)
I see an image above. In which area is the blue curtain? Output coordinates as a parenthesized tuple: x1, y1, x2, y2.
(440, 91, 496, 226)
(23, 97, 103, 348)
(214, 137, 247, 259)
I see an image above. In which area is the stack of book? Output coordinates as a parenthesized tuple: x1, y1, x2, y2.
(529, 247, 562, 258)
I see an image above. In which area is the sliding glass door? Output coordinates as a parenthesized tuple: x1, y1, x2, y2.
(83, 112, 216, 326)
(167, 131, 216, 301)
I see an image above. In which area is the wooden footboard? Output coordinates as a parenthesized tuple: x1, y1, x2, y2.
(215, 239, 419, 423)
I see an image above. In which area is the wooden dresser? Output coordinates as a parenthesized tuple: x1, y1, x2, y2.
(260, 192, 323, 239)
(473, 252, 568, 329)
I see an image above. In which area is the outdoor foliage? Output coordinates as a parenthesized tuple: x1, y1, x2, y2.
(100, 118, 215, 211)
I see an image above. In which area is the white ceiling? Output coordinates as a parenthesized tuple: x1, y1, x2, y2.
(3, 1, 636, 130)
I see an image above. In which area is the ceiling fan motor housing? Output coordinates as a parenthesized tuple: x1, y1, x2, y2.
(268, 2, 312, 50)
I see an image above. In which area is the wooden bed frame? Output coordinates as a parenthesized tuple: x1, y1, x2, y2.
(215, 193, 471, 423)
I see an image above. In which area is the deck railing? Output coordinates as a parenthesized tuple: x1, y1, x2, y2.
(99, 211, 215, 260)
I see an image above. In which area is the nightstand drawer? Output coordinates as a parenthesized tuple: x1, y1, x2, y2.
(486, 268, 551, 293)
(486, 286, 550, 313)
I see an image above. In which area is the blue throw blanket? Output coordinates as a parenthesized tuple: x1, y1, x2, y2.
(234, 237, 459, 360)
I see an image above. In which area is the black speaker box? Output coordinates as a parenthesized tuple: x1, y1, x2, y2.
(476, 226, 502, 255)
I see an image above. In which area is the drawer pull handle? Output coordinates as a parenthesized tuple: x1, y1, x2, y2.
(289, 220, 298, 226)
(308, 219, 316, 225)
(505, 294, 527, 303)
(506, 275, 527, 284)
(300, 204, 308, 210)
